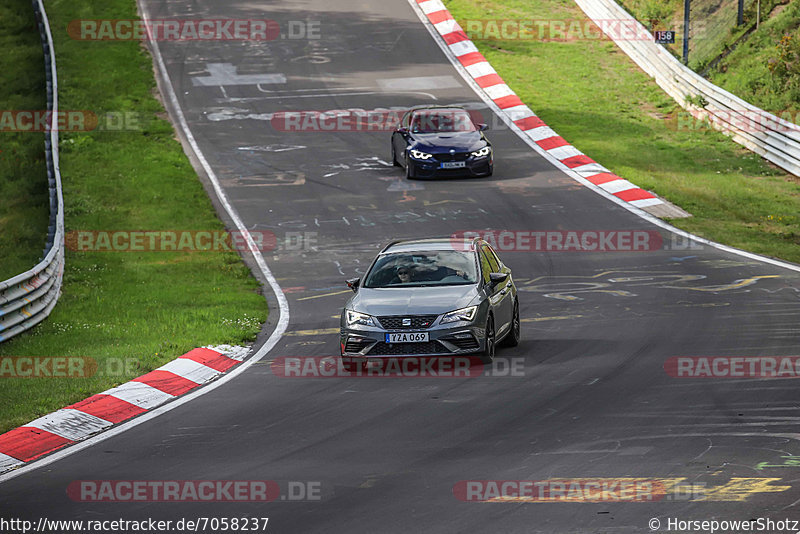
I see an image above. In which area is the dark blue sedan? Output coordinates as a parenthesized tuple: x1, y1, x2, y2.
(391, 106, 493, 179)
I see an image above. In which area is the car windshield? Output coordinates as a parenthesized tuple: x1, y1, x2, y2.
(410, 110, 477, 133)
(363, 250, 478, 288)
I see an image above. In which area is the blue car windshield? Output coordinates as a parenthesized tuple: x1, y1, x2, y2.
(363, 250, 478, 288)
(410, 110, 477, 133)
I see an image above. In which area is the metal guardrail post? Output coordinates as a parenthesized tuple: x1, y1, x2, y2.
(575, 0, 800, 180)
(683, 0, 690, 65)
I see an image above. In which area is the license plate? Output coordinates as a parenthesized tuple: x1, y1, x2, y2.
(385, 332, 429, 343)
(441, 161, 466, 169)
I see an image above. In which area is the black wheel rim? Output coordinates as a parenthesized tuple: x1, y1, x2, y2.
(513, 303, 520, 338)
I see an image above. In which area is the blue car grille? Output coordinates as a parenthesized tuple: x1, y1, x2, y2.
(433, 152, 469, 162)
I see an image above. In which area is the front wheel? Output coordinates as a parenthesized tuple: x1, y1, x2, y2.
(501, 299, 520, 347)
(480, 316, 496, 364)
(392, 144, 400, 167)
(405, 155, 415, 180)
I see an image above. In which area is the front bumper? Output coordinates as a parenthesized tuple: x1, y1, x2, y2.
(340, 320, 486, 362)
(408, 155, 492, 178)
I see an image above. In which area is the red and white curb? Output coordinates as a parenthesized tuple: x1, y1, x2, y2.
(414, 0, 665, 212)
(0, 344, 249, 474)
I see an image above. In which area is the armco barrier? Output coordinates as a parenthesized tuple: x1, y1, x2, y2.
(575, 0, 800, 178)
(0, 0, 65, 343)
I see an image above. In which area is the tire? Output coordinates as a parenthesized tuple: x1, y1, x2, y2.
(500, 299, 520, 347)
(405, 155, 415, 180)
(479, 315, 496, 364)
(392, 144, 400, 167)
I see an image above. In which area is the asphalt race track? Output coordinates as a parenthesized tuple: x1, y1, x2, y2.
(3, 0, 800, 532)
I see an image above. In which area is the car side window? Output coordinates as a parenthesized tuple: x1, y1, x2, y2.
(481, 245, 501, 273)
(401, 111, 411, 128)
(478, 250, 493, 285)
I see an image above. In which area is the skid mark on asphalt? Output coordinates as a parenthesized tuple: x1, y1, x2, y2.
(482, 478, 789, 503)
(296, 290, 352, 301)
(521, 315, 585, 322)
(284, 328, 339, 337)
(518, 271, 783, 300)
(662, 275, 781, 292)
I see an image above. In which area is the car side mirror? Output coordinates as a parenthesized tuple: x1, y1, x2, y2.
(478, 123, 489, 131)
(346, 278, 361, 292)
(397, 127, 408, 134)
(489, 272, 508, 287)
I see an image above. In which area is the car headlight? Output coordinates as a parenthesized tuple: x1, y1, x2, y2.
(346, 310, 377, 327)
(440, 306, 478, 324)
(410, 149, 434, 160)
(471, 146, 491, 158)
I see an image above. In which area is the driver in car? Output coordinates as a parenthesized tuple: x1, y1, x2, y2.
(396, 267, 414, 284)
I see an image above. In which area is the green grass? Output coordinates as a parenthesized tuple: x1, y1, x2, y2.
(0, 0, 267, 433)
(616, 0, 784, 72)
(710, 0, 800, 112)
(445, 0, 800, 262)
(0, 0, 49, 281)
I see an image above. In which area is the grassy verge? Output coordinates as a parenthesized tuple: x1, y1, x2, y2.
(0, 0, 48, 281)
(0, 0, 267, 433)
(709, 0, 800, 112)
(445, 0, 800, 262)
(615, 0, 785, 72)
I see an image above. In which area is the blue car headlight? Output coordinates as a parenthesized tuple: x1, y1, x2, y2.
(440, 306, 478, 324)
(410, 149, 434, 160)
(346, 310, 377, 327)
(470, 146, 491, 158)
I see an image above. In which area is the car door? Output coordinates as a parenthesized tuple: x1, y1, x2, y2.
(481, 244, 513, 336)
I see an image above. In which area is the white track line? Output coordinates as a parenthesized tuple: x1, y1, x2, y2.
(0, 0, 290, 484)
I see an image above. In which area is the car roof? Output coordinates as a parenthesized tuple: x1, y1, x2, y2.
(381, 237, 480, 254)
(407, 105, 468, 115)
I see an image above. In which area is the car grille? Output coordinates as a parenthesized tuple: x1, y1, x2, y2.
(447, 336, 480, 350)
(377, 315, 438, 330)
(433, 152, 469, 162)
(367, 341, 447, 356)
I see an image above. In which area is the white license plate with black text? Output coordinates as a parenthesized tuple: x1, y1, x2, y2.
(385, 332, 429, 343)
(441, 161, 466, 169)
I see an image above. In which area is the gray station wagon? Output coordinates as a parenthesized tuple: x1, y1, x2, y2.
(340, 237, 519, 371)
